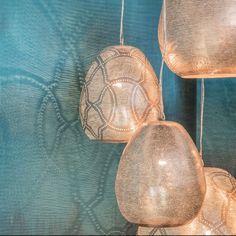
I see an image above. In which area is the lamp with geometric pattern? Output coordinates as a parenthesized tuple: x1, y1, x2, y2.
(80, 45, 163, 143)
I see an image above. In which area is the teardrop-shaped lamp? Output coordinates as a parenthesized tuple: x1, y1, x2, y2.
(80, 45, 163, 142)
(137, 167, 236, 235)
(158, 0, 236, 79)
(115, 121, 206, 227)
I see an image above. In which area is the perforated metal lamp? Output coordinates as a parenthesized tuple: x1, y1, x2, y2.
(158, 0, 236, 79)
(137, 167, 236, 235)
(115, 121, 206, 227)
(80, 46, 163, 143)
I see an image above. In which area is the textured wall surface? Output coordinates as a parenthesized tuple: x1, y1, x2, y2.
(0, 0, 235, 235)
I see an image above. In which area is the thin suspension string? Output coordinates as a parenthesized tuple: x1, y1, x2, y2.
(159, 0, 167, 120)
(120, 0, 125, 45)
(200, 78, 205, 158)
(159, 59, 165, 120)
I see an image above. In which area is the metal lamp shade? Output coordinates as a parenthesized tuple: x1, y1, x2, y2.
(158, 0, 236, 79)
(80, 46, 163, 143)
(137, 167, 236, 235)
(115, 121, 206, 227)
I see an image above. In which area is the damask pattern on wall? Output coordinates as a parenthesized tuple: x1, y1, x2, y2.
(0, 0, 137, 234)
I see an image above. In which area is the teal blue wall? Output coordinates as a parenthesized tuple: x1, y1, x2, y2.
(0, 0, 235, 234)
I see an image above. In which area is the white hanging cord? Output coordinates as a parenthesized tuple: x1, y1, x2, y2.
(163, 0, 167, 50)
(200, 78, 205, 158)
(159, 0, 167, 120)
(120, 0, 125, 45)
(159, 58, 165, 120)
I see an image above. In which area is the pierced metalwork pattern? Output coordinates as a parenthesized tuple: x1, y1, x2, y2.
(158, 0, 236, 79)
(137, 167, 236, 235)
(80, 45, 163, 143)
(116, 121, 206, 226)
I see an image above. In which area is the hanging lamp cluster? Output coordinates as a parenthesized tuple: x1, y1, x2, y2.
(79, 0, 236, 235)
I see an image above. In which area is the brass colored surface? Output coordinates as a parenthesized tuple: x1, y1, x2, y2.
(80, 45, 162, 143)
(137, 167, 236, 235)
(115, 121, 206, 226)
(158, 0, 236, 79)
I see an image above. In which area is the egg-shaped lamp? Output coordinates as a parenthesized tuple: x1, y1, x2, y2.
(115, 121, 206, 226)
(80, 46, 163, 142)
(137, 167, 236, 235)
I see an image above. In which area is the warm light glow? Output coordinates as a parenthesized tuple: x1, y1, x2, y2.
(158, 160, 166, 166)
(137, 167, 236, 235)
(114, 82, 123, 88)
(115, 121, 206, 227)
(205, 230, 211, 235)
(149, 187, 157, 197)
(80, 45, 163, 142)
(158, 0, 236, 79)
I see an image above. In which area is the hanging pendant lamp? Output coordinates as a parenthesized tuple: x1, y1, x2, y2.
(115, 121, 206, 227)
(80, 0, 163, 143)
(158, 0, 236, 79)
(137, 167, 236, 235)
